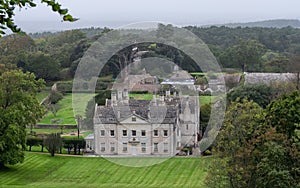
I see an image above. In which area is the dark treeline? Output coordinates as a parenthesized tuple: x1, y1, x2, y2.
(1, 25, 300, 83)
(185, 26, 300, 72)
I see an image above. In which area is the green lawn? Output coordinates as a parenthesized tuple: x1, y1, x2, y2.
(0, 153, 212, 188)
(39, 93, 95, 125)
(199, 96, 212, 105)
(36, 89, 50, 103)
(129, 93, 153, 100)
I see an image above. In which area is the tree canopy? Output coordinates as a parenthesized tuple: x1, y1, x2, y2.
(206, 92, 300, 188)
(227, 84, 273, 108)
(0, 70, 44, 167)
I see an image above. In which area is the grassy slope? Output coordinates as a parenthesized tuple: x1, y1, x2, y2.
(39, 93, 95, 125)
(0, 153, 212, 188)
(36, 90, 50, 103)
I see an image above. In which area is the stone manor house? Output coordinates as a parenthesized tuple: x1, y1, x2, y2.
(88, 88, 200, 156)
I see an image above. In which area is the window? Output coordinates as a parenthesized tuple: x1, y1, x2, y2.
(141, 143, 146, 152)
(123, 143, 127, 152)
(186, 124, 188, 130)
(163, 130, 168, 137)
(141, 130, 146, 137)
(101, 143, 105, 152)
(132, 130, 137, 137)
(154, 143, 158, 152)
(123, 130, 127, 136)
(163, 143, 168, 153)
(110, 130, 115, 137)
(100, 130, 105, 136)
(154, 130, 158, 136)
(132, 116, 136, 121)
(110, 142, 115, 152)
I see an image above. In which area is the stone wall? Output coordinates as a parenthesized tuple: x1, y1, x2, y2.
(244, 72, 297, 84)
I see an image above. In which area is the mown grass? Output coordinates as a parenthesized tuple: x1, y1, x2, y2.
(39, 93, 95, 125)
(129, 93, 153, 100)
(0, 153, 212, 188)
(199, 96, 212, 105)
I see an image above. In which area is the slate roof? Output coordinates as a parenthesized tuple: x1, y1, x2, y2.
(95, 98, 181, 124)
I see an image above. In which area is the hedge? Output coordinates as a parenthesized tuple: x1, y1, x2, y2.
(26, 136, 86, 155)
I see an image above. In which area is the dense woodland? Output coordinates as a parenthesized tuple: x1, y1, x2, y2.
(1, 25, 300, 84)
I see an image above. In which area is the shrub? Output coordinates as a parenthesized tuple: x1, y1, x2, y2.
(48, 90, 63, 104)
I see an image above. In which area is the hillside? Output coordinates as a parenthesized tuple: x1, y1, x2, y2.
(211, 19, 300, 28)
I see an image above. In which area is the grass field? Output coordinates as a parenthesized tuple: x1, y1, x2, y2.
(0, 153, 212, 188)
(39, 93, 95, 125)
(199, 96, 212, 105)
(36, 90, 50, 103)
(129, 93, 153, 100)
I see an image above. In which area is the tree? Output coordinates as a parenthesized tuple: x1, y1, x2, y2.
(0, 0, 77, 36)
(255, 138, 294, 188)
(47, 90, 63, 104)
(263, 91, 300, 186)
(0, 70, 44, 167)
(265, 90, 300, 139)
(23, 51, 60, 81)
(200, 103, 211, 137)
(265, 56, 289, 73)
(43, 133, 62, 157)
(288, 55, 300, 90)
(205, 99, 264, 188)
(219, 39, 266, 72)
(0, 34, 35, 68)
(227, 84, 273, 108)
(206, 92, 300, 188)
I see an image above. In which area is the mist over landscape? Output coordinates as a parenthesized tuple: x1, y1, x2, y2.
(12, 0, 300, 33)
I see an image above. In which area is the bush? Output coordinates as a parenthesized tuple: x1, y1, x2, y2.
(26, 136, 43, 151)
(195, 76, 208, 85)
(62, 138, 86, 155)
(227, 84, 273, 108)
(199, 90, 211, 96)
(129, 91, 149, 94)
(48, 90, 63, 104)
(56, 81, 73, 93)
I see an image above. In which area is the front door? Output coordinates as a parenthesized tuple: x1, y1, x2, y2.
(131, 145, 137, 156)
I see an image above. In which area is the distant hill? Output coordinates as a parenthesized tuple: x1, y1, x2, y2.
(29, 27, 105, 39)
(208, 19, 300, 28)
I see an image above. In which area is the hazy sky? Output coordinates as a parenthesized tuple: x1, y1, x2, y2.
(14, 0, 300, 32)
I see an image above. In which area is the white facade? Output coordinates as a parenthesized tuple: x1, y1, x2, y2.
(91, 89, 199, 157)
